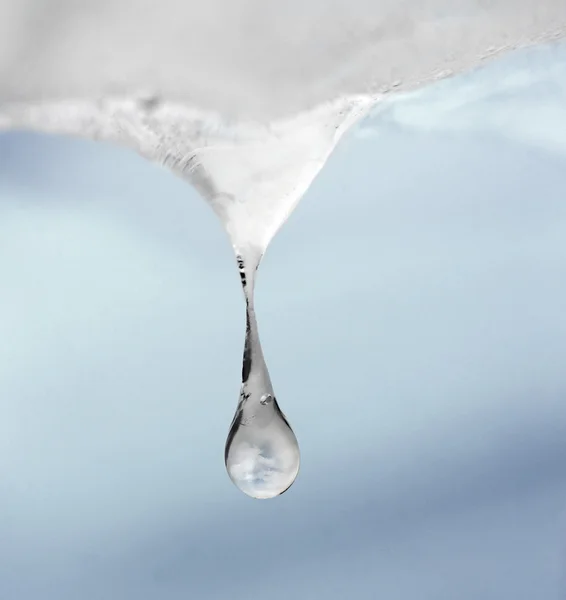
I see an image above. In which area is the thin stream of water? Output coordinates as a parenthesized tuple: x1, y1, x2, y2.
(224, 245, 300, 499)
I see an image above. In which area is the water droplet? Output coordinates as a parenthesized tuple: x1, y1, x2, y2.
(225, 393, 300, 499)
(260, 393, 273, 405)
(224, 249, 300, 499)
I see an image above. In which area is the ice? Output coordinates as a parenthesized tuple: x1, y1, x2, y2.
(0, 0, 565, 121)
(0, 1, 564, 243)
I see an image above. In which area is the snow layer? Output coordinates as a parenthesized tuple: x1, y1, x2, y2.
(1, 0, 565, 120)
(0, 94, 372, 249)
(0, 0, 565, 247)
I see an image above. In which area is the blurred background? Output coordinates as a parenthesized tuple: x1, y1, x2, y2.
(0, 42, 565, 599)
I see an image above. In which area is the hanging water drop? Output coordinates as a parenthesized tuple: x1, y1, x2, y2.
(165, 96, 372, 499)
(224, 247, 300, 499)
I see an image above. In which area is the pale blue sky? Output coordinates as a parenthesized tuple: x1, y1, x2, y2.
(1, 43, 566, 599)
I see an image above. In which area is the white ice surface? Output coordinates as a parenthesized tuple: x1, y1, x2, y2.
(1, 0, 565, 247)
(0, 86, 372, 251)
(1, 0, 565, 119)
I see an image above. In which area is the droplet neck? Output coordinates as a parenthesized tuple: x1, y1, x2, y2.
(235, 247, 266, 387)
(235, 245, 262, 304)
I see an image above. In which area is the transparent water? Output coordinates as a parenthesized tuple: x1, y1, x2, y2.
(224, 247, 300, 499)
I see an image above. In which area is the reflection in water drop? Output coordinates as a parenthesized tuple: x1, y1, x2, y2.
(225, 248, 300, 499)
(225, 396, 300, 499)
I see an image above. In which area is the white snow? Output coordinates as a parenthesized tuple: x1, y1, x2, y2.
(1, 0, 565, 119)
(0, 0, 565, 248)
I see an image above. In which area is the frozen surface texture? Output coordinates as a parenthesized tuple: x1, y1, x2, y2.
(0, 0, 565, 244)
(0, 0, 565, 120)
